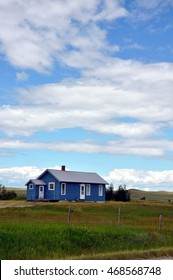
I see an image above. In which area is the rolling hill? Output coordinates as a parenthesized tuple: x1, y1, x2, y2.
(129, 188, 173, 201)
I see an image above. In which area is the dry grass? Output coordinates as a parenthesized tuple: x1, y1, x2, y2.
(0, 200, 33, 208)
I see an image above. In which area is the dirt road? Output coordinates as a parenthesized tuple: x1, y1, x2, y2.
(0, 201, 33, 208)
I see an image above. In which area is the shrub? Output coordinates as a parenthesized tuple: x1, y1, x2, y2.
(0, 185, 17, 200)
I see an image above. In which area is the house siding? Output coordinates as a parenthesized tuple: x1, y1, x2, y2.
(59, 182, 106, 202)
(27, 184, 42, 200)
(89, 184, 106, 202)
(39, 171, 60, 200)
(59, 182, 79, 201)
(27, 185, 36, 201)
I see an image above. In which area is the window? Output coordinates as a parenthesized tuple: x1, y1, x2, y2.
(61, 183, 66, 195)
(29, 184, 33, 189)
(98, 185, 103, 196)
(48, 182, 55, 190)
(86, 184, 91, 196)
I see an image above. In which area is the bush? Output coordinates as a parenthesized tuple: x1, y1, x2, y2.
(0, 185, 17, 200)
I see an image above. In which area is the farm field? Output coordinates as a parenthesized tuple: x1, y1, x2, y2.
(0, 200, 173, 260)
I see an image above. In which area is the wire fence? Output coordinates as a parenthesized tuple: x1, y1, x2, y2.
(0, 203, 173, 231)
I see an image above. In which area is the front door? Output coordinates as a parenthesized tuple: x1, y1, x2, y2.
(80, 184, 85, 200)
(39, 186, 44, 199)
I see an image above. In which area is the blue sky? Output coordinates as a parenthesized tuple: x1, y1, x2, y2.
(1, 0, 173, 191)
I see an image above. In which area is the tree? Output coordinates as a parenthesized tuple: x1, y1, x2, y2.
(106, 183, 131, 202)
(114, 184, 131, 202)
(106, 183, 114, 200)
(0, 185, 6, 200)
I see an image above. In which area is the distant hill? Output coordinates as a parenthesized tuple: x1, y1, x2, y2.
(129, 188, 173, 201)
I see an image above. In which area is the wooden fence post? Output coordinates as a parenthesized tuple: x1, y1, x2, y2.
(159, 214, 162, 230)
(118, 208, 121, 228)
(68, 205, 71, 225)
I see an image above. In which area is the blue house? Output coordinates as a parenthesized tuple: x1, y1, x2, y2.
(26, 165, 108, 202)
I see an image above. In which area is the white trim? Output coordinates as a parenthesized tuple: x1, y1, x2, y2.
(61, 183, 66, 195)
(39, 186, 44, 199)
(98, 185, 103, 196)
(80, 184, 85, 199)
(86, 184, 91, 196)
(29, 183, 33, 189)
(48, 182, 55, 190)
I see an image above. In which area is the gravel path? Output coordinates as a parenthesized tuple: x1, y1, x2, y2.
(0, 201, 33, 208)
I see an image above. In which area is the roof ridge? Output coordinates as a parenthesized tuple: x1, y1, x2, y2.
(47, 168, 97, 174)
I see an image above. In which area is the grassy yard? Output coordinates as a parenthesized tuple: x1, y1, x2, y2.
(0, 200, 173, 259)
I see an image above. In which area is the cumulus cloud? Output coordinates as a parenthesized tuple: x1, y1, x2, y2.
(1, 165, 173, 190)
(0, 166, 44, 186)
(105, 168, 173, 190)
(0, 165, 64, 187)
(0, 1, 172, 147)
(1, 58, 173, 140)
(0, 0, 127, 72)
(1, 0, 172, 73)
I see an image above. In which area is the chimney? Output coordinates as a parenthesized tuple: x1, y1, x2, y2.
(61, 165, 66, 171)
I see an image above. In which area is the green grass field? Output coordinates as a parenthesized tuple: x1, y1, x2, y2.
(0, 200, 173, 259)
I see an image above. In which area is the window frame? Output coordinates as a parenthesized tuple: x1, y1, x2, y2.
(61, 182, 66, 195)
(98, 185, 103, 196)
(48, 182, 55, 190)
(29, 183, 33, 189)
(86, 184, 91, 196)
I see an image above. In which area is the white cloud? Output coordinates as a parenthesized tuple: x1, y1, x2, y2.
(1, 0, 173, 164)
(106, 168, 173, 190)
(134, 0, 164, 9)
(16, 72, 28, 81)
(122, 43, 145, 50)
(1, 138, 173, 158)
(0, 0, 172, 73)
(1, 58, 173, 139)
(130, 0, 173, 22)
(0, 0, 127, 72)
(134, 0, 173, 10)
(0, 166, 43, 186)
(1, 165, 173, 191)
(0, 165, 65, 187)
